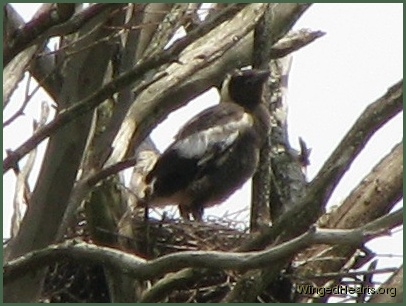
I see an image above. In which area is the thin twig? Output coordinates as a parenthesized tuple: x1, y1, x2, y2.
(289, 267, 399, 281)
(240, 80, 403, 252)
(3, 3, 246, 173)
(5, 208, 401, 285)
(10, 102, 50, 238)
(3, 76, 43, 127)
(4, 4, 123, 67)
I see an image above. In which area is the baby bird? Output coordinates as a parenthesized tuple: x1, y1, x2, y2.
(144, 69, 270, 221)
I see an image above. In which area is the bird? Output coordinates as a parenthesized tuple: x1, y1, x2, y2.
(143, 69, 271, 221)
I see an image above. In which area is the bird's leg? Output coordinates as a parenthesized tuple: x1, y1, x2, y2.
(179, 202, 204, 221)
(143, 201, 152, 256)
(178, 204, 191, 221)
(191, 205, 204, 222)
(143, 200, 149, 221)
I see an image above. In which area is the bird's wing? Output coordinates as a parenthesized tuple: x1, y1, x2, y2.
(172, 103, 253, 163)
(145, 103, 253, 196)
(175, 103, 247, 139)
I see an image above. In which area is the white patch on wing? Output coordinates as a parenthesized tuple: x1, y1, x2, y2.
(220, 73, 233, 103)
(174, 113, 253, 159)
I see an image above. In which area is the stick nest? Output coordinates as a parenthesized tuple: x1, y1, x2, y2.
(41, 208, 259, 303)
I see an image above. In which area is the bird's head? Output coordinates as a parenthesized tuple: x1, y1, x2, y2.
(220, 69, 270, 110)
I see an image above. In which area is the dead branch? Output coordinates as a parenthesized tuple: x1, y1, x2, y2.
(223, 82, 402, 301)
(76, 28, 323, 187)
(3, 4, 49, 106)
(270, 29, 325, 58)
(250, 3, 274, 231)
(3, 75, 43, 127)
(367, 264, 403, 303)
(240, 79, 403, 252)
(104, 3, 264, 166)
(3, 4, 125, 67)
(4, 4, 76, 66)
(2, 3, 247, 173)
(10, 102, 50, 239)
(4, 208, 402, 287)
(4, 4, 60, 101)
(294, 141, 402, 291)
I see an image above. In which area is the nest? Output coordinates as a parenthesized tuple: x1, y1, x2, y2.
(42, 208, 290, 303)
(40, 206, 390, 303)
(123, 208, 250, 258)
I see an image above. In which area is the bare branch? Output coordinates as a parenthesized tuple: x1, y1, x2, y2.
(250, 3, 273, 231)
(368, 264, 403, 303)
(3, 76, 43, 127)
(134, 4, 173, 60)
(107, 4, 311, 166)
(3, 8, 131, 301)
(3, 4, 126, 68)
(104, 3, 256, 165)
(10, 102, 50, 238)
(3, 4, 47, 106)
(290, 267, 400, 281)
(223, 80, 403, 302)
(295, 139, 402, 281)
(55, 3, 268, 237)
(325, 146, 402, 229)
(240, 79, 403, 252)
(140, 268, 209, 303)
(2, 3, 247, 174)
(4, 208, 402, 286)
(143, 4, 189, 58)
(3, 4, 76, 66)
(291, 117, 403, 301)
(269, 29, 325, 58)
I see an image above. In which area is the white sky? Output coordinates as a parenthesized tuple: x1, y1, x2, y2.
(4, 3, 403, 291)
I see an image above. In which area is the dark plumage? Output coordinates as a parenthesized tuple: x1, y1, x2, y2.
(145, 69, 270, 221)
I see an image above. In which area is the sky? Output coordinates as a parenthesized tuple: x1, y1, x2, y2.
(4, 3, 403, 291)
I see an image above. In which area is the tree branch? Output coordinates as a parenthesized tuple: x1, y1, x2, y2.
(4, 4, 59, 101)
(4, 208, 402, 287)
(269, 29, 325, 59)
(2, 3, 247, 174)
(296, 141, 402, 281)
(3, 75, 42, 127)
(250, 3, 273, 231)
(3, 4, 125, 68)
(3, 3, 76, 67)
(79, 29, 324, 187)
(3, 4, 52, 106)
(223, 81, 403, 302)
(240, 79, 403, 252)
(10, 102, 50, 239)
(104, 3, 261, 166)
(367, 264, 403, 303)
